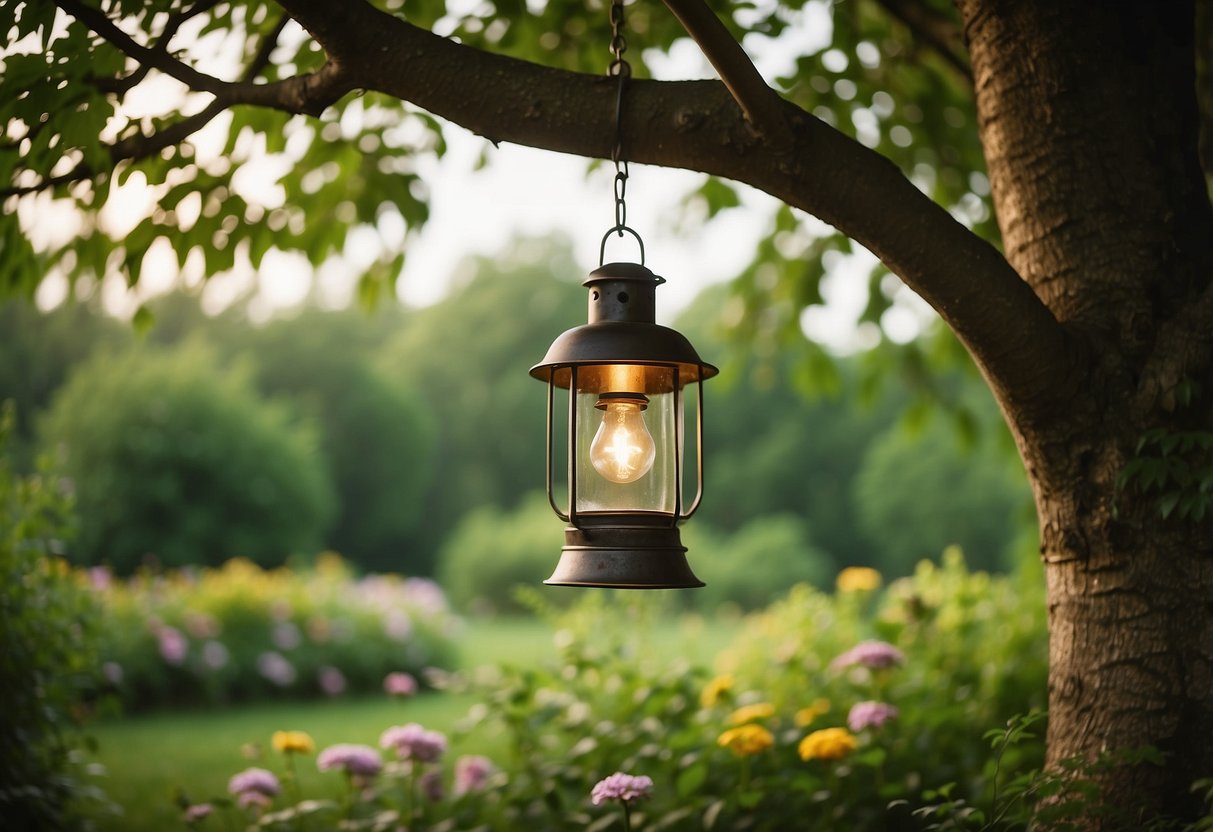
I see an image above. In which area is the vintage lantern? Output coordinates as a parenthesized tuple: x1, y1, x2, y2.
(530, 247, 717, 588)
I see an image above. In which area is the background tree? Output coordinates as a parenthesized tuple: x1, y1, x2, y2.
(41, 343, 334, 572)
(3, 0, 1213, 822)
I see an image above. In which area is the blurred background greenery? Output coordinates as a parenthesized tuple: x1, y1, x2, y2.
(1, 233, 1035, 611)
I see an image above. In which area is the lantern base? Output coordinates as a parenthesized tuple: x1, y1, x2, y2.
(544, 523, 704, 589)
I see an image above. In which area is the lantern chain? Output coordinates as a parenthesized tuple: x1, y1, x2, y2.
(601, 0, 644, 265)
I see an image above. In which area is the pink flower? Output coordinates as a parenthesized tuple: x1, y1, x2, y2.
(380, 723, 447, 763)
(184, 803, 213, 822)
(454, 755, 494, 796)
(847, 700, 899, 731)
(591, 772, 653, 805)
(256, 651, 297, 686)
(831, 640, 904, 671)
(318, 665, 346, 696)
(384, 672, 418, 697)
(317, 744, 383, 780)
(228, 767, 280, 802)
(157, 626, 188, 666)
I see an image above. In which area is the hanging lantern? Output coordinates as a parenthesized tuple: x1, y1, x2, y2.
(530, 253, 717, 588)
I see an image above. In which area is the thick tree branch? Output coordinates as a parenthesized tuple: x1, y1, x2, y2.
(659, 0, 791, 142)
(871, 0, 972, 84)
(274, 0, 1071, 422)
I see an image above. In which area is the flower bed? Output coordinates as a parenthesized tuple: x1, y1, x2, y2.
(90, 554, 460, 711)
(167, 551, 1067, 830)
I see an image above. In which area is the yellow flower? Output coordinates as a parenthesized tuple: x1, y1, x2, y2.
(699, 674, 734, 708)
(717, 724, 775, 757)
(727, 702, 776, 726)
(272, 730, 315, 755)
(794, 698, 831, 728)
(836, 566, 882, 593)
(798, 727, 857, 762)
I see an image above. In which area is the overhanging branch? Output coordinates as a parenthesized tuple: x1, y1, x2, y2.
(270, 0, 1071, 419)
(659, 0, 791, 142)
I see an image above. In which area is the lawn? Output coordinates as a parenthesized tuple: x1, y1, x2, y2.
(86, 612, 738, 830)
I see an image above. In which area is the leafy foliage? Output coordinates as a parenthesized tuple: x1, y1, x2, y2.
(0, 403, 112, 829)
(40, 342, 334, 572)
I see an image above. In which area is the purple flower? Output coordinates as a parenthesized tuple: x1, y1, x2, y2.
(453, 755, 494, 796)
(847, 700, 899, 731)
(384, 671, 418, 697)
(317, 744, 383, 780)
(318, 665, 346, 696)
(384, 610, 413, 641)
(380, 723, 447, 763)
(591, 772, 654, 805)
(831, 640, 905, 671)
(228, 767, 280, 802)
(184, 803, 213, 822)
(256, 651, 297, 686)
(157, 626, 188, 665)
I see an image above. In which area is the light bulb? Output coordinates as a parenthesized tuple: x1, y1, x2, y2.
(590, 397, 656, 483)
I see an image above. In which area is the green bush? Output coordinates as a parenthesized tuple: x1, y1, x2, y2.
(435, 492, 565, 614)
(685, 515, 835, 610)
(39, 343, 334, 572)
(91, 554, 461, 712)
(0, 403, 110, 829)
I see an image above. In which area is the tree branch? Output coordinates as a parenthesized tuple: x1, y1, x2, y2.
(272, 0, 1071, 420)
(89, 0, 220, 97)
(54, 0, 230, 95)
(659, 0, 791, 142)
(870, 0, 972, 84)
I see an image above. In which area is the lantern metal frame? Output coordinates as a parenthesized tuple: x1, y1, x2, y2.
(530, 258, 718, 588)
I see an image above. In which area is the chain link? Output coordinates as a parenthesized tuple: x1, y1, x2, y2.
(600, 0, 644, 264)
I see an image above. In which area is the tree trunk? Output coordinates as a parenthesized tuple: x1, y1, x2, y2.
(958, 0, 1213, 823)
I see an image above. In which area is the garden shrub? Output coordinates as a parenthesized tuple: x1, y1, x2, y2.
(0, 403, 111, 829)
(91, 554, 461, 711)
(436, 492, 566, 615)
(684, 514, 835, 610)
(39, 342, 334, 573)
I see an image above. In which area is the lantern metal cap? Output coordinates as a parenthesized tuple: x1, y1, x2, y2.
(529, 261, 719, 388)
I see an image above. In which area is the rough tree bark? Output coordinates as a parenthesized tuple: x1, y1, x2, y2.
(32, 0, 1213, 824)
(957, 1, 1213, 822)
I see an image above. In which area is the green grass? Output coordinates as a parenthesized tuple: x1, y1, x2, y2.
(86, 613, 738, 830)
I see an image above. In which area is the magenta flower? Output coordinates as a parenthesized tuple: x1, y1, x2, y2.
(228, 767, 280, 806)
(453, 755, 495, 796)
(317, 747, 383, 790)
(847, 700, 899, 731)
(591, 772, 654, 805)
(380, 723, 447, 763)
(184, 803, 213, 822)
(831, 640, 905, 671)
(384, 671, 418, 697)
(317, 744, 383, 780)
(157, 626, 188, 665)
